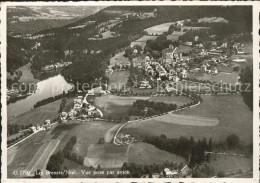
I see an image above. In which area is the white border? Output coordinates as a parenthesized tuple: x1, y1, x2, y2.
(1, 1, 259, 183)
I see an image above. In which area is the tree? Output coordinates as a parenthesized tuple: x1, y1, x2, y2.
(226, 134, 240, 149)
(96, 164, 102, 171)
(208, 138, 213, 151)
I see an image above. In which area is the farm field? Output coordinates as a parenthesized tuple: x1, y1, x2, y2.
(122, 95, 252, 143)
(130, 41, 146, 49)
(196, 72, 240, 84)
(198, 17, 229, 23)
(53, 121, 128, 169)
(18, 63, 39, 84)
(208, 154, 252, 175)
(107, 71, 130, 91)
(94, 95, 149, 118)
(8, 99, 61, 126)
(130, 87, 158, 95)
(230, 42, 253, 68)
(149, 113, 219, 126)
(144, 22, 176, 35)
(109, 51, 129, 69)
(128, 142, 186, 165)
(7, 130, 49, 177)
(135, 35, 158, 42)
(148, 95, 192, 106)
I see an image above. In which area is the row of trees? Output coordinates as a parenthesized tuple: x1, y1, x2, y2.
(34, 91, 67, 108)
(144, 133, 246, 168)
(128, 99, 177, 117)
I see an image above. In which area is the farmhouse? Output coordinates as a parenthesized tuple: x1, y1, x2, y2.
(163, 168, 178, 178)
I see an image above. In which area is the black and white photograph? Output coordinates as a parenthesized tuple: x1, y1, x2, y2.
(1, 2, 258, 182)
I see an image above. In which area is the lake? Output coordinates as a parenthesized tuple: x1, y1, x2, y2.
(7, 74, 73, 119)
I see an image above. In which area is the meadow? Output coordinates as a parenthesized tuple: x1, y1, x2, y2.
(107, 71, 130, 91)
(8, 99, 61, 126)
(122, 95, 252, 143)
(148, 95, 192, 106)
(94, 95, 149, 118)
(109, 51, 129, 69)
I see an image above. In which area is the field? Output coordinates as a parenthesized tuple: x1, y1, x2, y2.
(146, 113, 219, 127)
(196, 72, 240, 84)
(122, 95, 252, 143)
(198, 17, 229, 23)
(94, 95, 149, 118)
(144, 22, 176, 35)
(130, 41, 146, 49)
(107, 71, 130, 91)
(18, 63, 39, 84)
(109, 51, 129, 69)
(135, 35, 158, 42)
(167, 31, 185, 41)
(208, 154, 252, 175)
(8, 130, 49, 177)
(130, 87, 158, 95)
(52, 121, 129, 169)
(148, 95, 192, 106)
(8, 99, 61, 126)
(128, 142, 186, 165)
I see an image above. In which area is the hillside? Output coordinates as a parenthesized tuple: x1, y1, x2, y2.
(7, 6, 252, 86)
(7, 6, 105, 35)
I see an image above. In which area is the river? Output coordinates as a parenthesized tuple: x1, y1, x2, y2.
(7, 74, 73, 119)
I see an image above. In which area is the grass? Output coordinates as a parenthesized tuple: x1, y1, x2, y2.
(128, 142, 186, 165)
(130, 87, 158, 95)
(8, 99, 61, 126)
(18, 63, 39, 84)
(94, 95, 149, 118)
(148, 95, 192, 106)
(150, 114, 219, 126)
(196, 72, 240, 84)
(8, 130, 48, 177)
(122, 95, 252, 143)
(109, 51, 129, 69)
(209, 154, 252, 176)
(198, 17, 229, 23)
(144, 22, 176, 35)
(107, 71, 130, 91)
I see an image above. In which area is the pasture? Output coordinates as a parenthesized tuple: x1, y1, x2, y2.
(8, 99, 61, 126)
(128, 142, 186, 165)
(54, 121, 128, 169)
(94, 95, 149, 118)
(109, 51, 129, 69)
(144, 22, 176, 35)
(209, 154, 252, 176)
(151, 113, 219, 126)
(122, 95, 252, 143)
(148, 95, 192, 106)
(198, 17, 229, 23)
(108, 71, 130, 91)
(196, 72, 240, 84)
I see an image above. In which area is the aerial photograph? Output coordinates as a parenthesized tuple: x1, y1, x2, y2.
(6, 5, 253, 178)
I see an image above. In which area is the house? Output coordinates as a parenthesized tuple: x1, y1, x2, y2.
(163, 168, 178, 178)
(185, 42, 193, 46)
(74, 103, 82, 110)
(180, 69, 188, 78)
(44, 119, 51, 129)
(194, 36, 199, 42)
(162, 45, 182, 65)
(139, 80, 151, 89)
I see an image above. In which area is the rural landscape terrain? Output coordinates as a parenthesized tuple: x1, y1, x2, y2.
(7, 6, 253, 178)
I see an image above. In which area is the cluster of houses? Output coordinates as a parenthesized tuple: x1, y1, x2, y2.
(115, 133, 138, 145)
(60, 88, 108, 122)
(29, 119, 51, 133)
(42, 61, 72, 71)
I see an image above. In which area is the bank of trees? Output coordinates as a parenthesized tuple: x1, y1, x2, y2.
(143, 133, 248, 168)
(128, 100, 177, 117)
